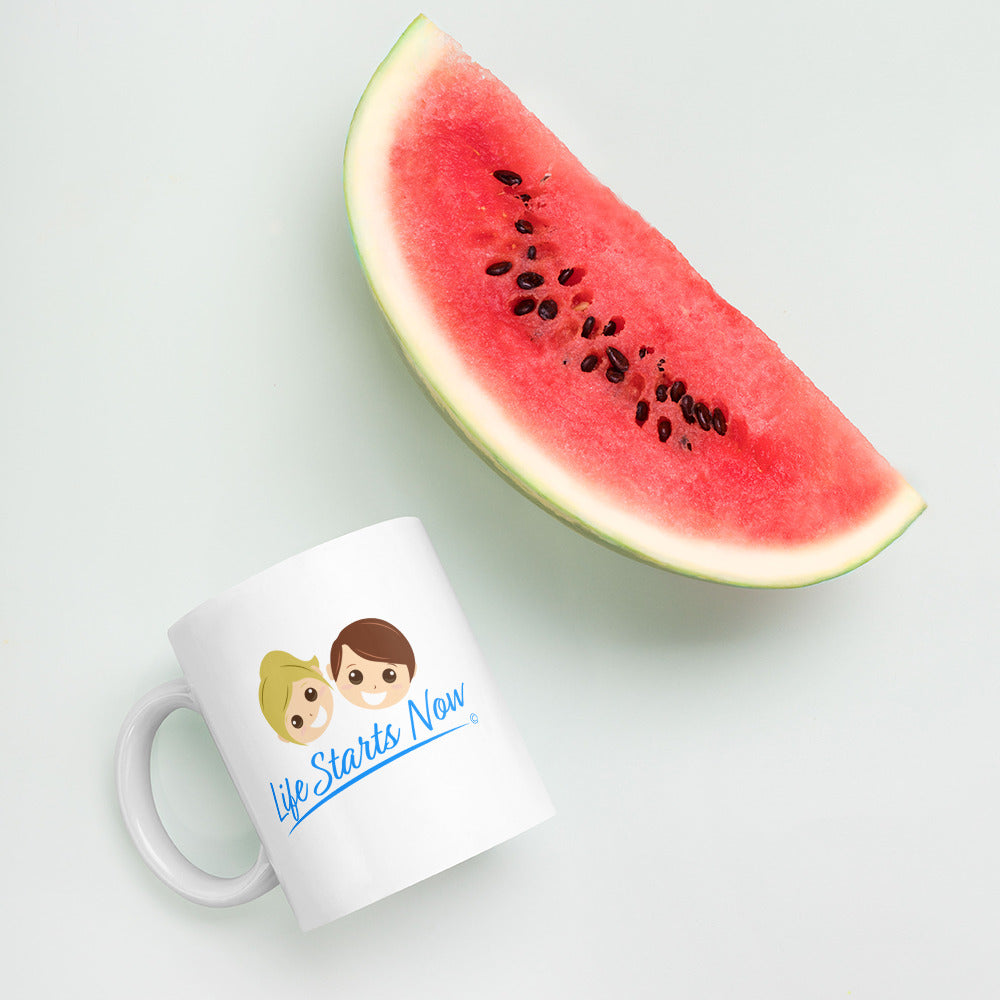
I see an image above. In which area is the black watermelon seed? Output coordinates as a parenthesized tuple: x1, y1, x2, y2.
(694, 402, 712, 430)
(538, 299, 558, 320)
(669, 380, 686, 402)
(486, 261, 513, 276)
(516, 271, 544, 289)
(513, 297, 537, 316)
(681, 437, 693, 451)
(581, 354, 599, 372)
(581, 316, 596, 338)
(519, 193, 531, 203)
(712, 409, 727, 435)
(636, 401, 649, 426)
(657, 417, 672, 442)
(602, 320, 617, 337)
(638, 347, 647, 359)
(655, 384, 668, 403)
(606, 367, 625, 384)
(526, 245, 536, 260)
(493, 169, 522, 186)
(558, 268, 574, 285)
(515, 219, 533, 234)
(680, 394, 696, 423)
(606, 346, 629, 371)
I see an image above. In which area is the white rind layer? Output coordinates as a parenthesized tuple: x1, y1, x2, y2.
(344, 15, 925, 587)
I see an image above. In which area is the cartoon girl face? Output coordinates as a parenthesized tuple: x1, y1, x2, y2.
(259, 650, 334, 745)
(283, 677, 334, 743)
(335, 643, 412, 710)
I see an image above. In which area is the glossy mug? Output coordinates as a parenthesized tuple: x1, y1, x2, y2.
(115, 517, 554, 930)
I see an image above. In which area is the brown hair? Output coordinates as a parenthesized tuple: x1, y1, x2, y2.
(331, 618, 416, 681)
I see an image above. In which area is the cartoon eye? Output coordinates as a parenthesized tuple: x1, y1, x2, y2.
(348, 669, 363, 685)
(290, 715, 303, 729)
(305, 687, 317, 701)
(382, 668, 397, 683)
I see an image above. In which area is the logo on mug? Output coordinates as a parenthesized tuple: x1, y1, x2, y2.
(258, 619, 475, 834)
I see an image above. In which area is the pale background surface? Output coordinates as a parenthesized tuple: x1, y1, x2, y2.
(2, 1, 997, 997)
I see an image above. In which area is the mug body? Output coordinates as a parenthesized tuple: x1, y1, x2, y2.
(166, 517, 553, 929)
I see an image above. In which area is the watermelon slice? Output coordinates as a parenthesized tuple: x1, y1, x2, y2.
(344, 16, 924, 588)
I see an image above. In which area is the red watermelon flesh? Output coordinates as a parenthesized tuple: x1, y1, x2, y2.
(344, 17, 924, 586)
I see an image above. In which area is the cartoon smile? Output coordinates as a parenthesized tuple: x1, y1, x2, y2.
(361, 691, 387, 706)
(311, 704, 328, 728)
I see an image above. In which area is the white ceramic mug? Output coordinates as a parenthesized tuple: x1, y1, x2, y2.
(115, 517, 554, 930)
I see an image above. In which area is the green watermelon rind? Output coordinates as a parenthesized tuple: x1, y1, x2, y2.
(343, 15, 925, 588)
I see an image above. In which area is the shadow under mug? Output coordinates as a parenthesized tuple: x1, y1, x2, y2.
(116, 517, 554, 929)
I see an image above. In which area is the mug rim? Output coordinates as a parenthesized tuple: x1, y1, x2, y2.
(167, 515, 422, 641)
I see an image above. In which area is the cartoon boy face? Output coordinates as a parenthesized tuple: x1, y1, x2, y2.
(283, 677, 334, 743)
(335, 642, 412, 710)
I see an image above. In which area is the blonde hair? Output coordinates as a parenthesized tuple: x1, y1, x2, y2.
(258, 650, 328, 745)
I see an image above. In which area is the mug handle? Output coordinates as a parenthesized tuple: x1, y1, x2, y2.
(115, 679, 279, 907)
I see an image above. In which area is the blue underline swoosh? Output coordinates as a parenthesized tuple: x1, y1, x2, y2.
(288, 722, 469, 834)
